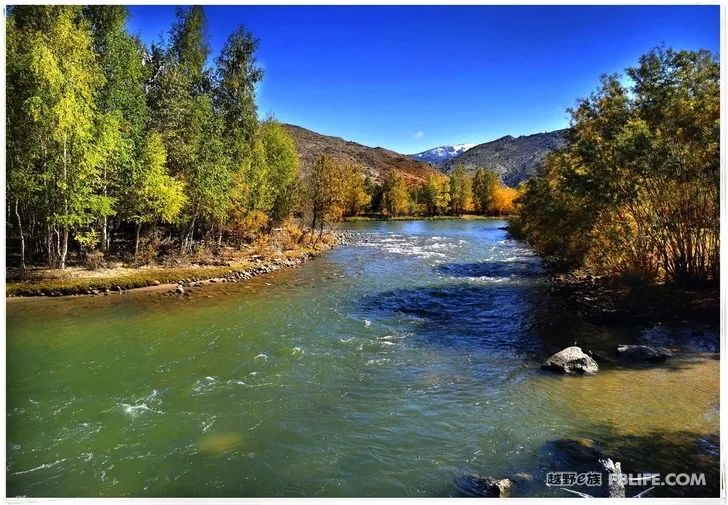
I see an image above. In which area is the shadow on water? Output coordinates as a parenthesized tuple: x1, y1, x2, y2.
(434, 259, 544, 280)
(358, 282, 559, 356)
(360, 280, 719, 367)
(452, 430, 719, 498)
(358, 280, 679, 361)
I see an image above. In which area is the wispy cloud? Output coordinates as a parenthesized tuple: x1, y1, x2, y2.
(412, 130, 424, 139)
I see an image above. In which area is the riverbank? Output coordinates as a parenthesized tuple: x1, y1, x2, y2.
(502, 222, 719, 326)
(6, 233, 340, 298)
(549, 271, 719, 326)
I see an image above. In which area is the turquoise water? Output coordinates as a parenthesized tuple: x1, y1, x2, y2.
(6, 220, 719, 497)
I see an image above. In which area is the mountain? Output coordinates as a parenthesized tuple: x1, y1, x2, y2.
(283, 124, 439, 184)
(408, 143, 477, 165)
(441, 129, 569, 186)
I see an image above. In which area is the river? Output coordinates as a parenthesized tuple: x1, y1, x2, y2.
(6, 219, 719, 497)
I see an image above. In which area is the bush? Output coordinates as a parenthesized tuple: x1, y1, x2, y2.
(85, 251, 105, 270)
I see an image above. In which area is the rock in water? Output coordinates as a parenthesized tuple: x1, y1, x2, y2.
(455, 475, 514, 497)
(616, 345, 672, 362)
(542, 346, 599, 374)
(175, 285, 184, 295)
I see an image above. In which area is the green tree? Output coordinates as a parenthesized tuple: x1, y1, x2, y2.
(259, 120, 300, 223)
(215, 26, 264, 154)
(8, 6, 106, 268)
(150, 6, 235, 249)
(421, 173, 451, 216)
(170, 6, 209, 89)
(449, 165, 472, 215)
(472, 167, 500, 215)
(84, 6, 151, 251)
(212, 25, 268, 234)
(129, 132, 187, 255)
(365, 176, 382, 215)
(382, 170, 410, 217)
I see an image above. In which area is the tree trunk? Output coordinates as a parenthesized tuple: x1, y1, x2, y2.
(183, 215, 197, 252)
(134, 221, 142, 257)
(315, 218, 324, 245)
(15, 198, 25, 269)
(46, 225, 54, 267)
(107, 217, 113, 251)
(60, 135, 68, 269)
(309, 209, 318, 245)
(101, 166, 108, 252)
(102, 215, 108, 252)
(59, 227, 68, 269)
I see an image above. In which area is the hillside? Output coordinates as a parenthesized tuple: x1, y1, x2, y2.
(283, 124, 439, 184)
(441, 129, 568, 186)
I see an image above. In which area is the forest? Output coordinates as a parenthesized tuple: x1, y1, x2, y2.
(6, 5, 515, 271)
(513, 47, 719, 287)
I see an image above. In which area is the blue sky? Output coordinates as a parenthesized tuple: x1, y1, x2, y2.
(128, 5, 719, 154)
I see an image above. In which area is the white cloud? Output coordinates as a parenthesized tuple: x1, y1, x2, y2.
(412, 130, 424, 139)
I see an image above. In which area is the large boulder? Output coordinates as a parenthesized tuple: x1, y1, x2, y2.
(616, 345, 672, 362)
(542, 346, 599, 374)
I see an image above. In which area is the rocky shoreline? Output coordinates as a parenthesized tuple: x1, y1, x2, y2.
(159, 249, 330, 298)
(122, 251, 323, 299)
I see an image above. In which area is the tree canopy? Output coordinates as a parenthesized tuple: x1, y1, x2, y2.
(514, 47, 719, 286)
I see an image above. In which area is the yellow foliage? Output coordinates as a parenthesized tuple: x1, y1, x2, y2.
(491, 186, 518, 215)
(227, 209, 270, 244)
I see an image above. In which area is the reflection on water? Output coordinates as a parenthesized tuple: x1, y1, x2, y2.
(6, 219, 719, 497)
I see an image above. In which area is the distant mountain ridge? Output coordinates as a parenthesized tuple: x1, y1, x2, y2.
(283, 123, 568, 188)
(409, 143, 476, 165)
(282, 123, 439, 184)
(441, 129, 569, 186)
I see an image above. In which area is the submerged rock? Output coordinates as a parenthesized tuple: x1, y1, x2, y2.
(542, 346, 599, 374)
(616, 345, 672, 362)
(456, 475, 514, 497)
(197, 432, 244, 457)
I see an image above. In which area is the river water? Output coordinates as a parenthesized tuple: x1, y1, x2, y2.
(6, 219, 719, 497)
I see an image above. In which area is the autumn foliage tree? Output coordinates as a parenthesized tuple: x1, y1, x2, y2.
(302, 155, 347, 242)
(382, 170, 410, 217)
(515, 47, 719, 286)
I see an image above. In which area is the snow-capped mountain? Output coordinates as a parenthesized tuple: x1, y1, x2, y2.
(408, 143, 477, 165)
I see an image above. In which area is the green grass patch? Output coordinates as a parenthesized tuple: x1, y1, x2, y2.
(6, 266, 240, 297)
